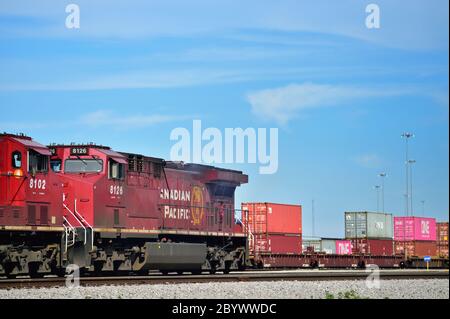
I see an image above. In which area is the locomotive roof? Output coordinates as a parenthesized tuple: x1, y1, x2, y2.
(48, 143, 111, 150)
(1, 133, 51, 155)
(0, 132, 32, 140)
(165, 161, 245, 175)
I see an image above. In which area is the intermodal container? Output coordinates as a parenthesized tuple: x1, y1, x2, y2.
(437, 245, 449, 258)
(321, 239, 337, 254)
(394, 241, 437, 257)
(302, 239, 322, 253)
(345, 212, 393, 239)
(436, 222, 449, 245)
(335, 240, 353, 255)
(252, 234, 302, 254)
(242, 203, 302, 235)
(350, 239, 393, 256)
(394, 217, 436, 241)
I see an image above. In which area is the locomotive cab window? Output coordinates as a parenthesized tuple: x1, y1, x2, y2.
(28, 150, 48, 173)
(65, 159, 103, 173)
(109, 159, 125, 180)
(12, 151, 22, 168)
(50, 159, 62, 172)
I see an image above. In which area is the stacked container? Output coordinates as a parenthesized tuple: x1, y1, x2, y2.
(345, 212, 394, 256)
(394, 217, 437, 257)
(436, 222, 449, 258)
(241, 203, 302, 255)
(302, 238, 353, 255)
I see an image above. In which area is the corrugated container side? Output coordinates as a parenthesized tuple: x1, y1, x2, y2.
(335, 240, 353, 255)
(321, 239, 337, 254)
(394, 217, 437, 241)
(394, 241, 437, 257)
(345, 212, 393, 239)
(253, 234, 302, 254)
(350, 239, 393, 256)
(437, 222, 449, 245)
(241, 203, 302, 235)
(437, 245, 449, 258)
(302, 240, 321, 253)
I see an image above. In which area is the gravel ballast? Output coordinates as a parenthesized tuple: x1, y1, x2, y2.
(0, 279, 448, 299)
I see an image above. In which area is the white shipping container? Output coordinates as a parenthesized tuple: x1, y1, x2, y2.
(345, 212, 393, 239)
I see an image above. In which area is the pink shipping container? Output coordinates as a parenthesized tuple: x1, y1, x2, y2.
(394, 217, 436, 241)
(350, 239, 394, 256)
(251, 234, 302, 255)
(241, 203, 302, 235)
(335, 240, 352, 255)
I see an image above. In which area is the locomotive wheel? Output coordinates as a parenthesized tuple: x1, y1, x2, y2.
(191, 270, 202, 275)
(177, 271, 184, 275)
(161, 270, 169, 276)
(29, 263, 45, 279)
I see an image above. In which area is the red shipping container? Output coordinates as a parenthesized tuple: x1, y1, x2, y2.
(436, 222, 449, 246)
(241, 203, 302, 235)
(437, 245, 449, 258)
(251, 234, 302, 254)
(350, 239, 393, 256)
(394, 241, 437, 258)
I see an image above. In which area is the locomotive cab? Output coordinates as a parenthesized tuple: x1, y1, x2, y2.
(0, 133, 62, 227)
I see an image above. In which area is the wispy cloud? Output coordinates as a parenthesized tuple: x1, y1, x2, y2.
(353, 153, 384, 169)
(0, 0, 447, 51)
(0, 110, 188, 132)
(81, 110, 187, 128)
(246, 83, 411, 125)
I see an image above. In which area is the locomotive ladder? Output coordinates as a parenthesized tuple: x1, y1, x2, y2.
(236, 216, 255, 255)
(63, 199, 94, 251)
(62, 216, 76, 252)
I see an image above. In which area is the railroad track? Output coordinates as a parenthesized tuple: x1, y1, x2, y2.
(0, 269, 448, 289)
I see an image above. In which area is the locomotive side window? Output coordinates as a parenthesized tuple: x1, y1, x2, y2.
(109, 159, 124, 180)
(28, 150, 48, 173)
(12, 151, 22, 168)
(51, 159, 62, 172)
(65, 159, 103, 173)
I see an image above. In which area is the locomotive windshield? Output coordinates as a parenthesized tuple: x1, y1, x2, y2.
(65, 159, 103, 173)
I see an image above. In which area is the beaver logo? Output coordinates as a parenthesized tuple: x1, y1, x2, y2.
(191, 186, 204, 225)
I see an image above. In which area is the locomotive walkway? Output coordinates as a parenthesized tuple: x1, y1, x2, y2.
(0, 269, 448, 289)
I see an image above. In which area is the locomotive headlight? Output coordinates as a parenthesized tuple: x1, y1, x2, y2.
(13, 169, 24, 177)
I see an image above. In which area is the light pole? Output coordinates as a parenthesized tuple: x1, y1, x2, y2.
(401, 133, 414, 216)
(408, 159, 416, 216)
(311, 199, 315, 238)
(379, 173, 387, 213)
(374, 185, 381, 213)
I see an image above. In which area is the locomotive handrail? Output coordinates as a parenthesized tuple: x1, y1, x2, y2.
(63, 202, 88, 245)
(62, 216, 76, 252)
(74, 199, 94, 250)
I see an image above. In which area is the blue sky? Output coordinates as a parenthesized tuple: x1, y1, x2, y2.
(0, 0, 448, 237)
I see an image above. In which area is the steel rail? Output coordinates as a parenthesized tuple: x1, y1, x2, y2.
(0, 270, 447, 290)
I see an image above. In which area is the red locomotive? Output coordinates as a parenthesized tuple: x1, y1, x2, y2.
(1, 133, 248, 277)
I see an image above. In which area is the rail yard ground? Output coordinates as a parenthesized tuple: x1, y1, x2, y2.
(0, 270, 448, 299)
